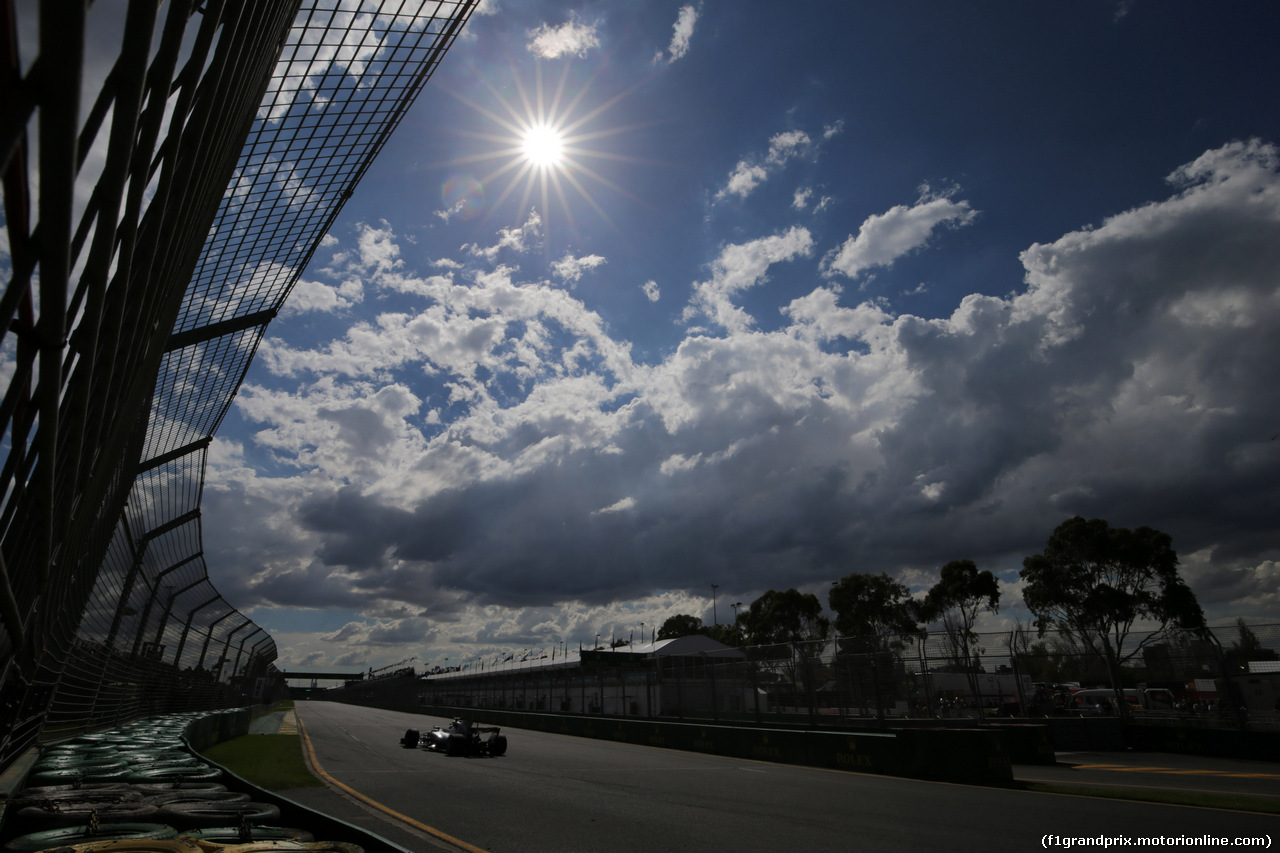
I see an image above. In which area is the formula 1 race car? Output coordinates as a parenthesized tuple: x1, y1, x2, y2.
(400, 718, 508, 757)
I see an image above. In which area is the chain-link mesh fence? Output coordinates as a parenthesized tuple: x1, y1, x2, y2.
(0, 0, 476, 773)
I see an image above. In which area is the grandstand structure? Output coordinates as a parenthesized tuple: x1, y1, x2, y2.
(0, 0, 476, 772)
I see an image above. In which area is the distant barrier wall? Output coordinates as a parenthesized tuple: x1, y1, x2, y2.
(362, 700, 1018, 784)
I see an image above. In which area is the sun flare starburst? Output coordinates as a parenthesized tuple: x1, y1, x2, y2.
(444, 64, 641, 238)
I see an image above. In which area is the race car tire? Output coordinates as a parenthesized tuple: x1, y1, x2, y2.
(183, 826, 315, 844)
(487, 734, 508, 756)
(1, 822, 179, 851)
(157, 801, 282, 829)
(400, 728, 420, 748)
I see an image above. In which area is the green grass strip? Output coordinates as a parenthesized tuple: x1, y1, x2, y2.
(1023, 782, 1280, 815)
(203, 733, 324, 791)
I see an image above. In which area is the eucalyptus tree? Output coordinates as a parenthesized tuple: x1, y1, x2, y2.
(1020, 516, 1205, 710)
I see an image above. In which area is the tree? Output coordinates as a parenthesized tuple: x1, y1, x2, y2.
(1225, 617, 1277, 673)
(828, 573, 921, 718)
(919, 559, 1000, 673)
(828, 572, 921, 653)
(1020, 516, 1206, 707)
(738, 589, 831, 724)
(703, 622, 738, 646)
(656, 614, 704, 640)
(738, 588, 830, 648)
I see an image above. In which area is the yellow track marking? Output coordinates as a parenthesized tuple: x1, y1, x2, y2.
(297, 716, 491, 853)
(1071, 763, 1279, 779)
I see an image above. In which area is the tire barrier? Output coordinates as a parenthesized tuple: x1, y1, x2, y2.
(143, 791, 250, 807)
(3, 711, 404, 853)
(129, 760, 208, 774)
(133, 782, 227, 795)
(214, 843, 364, 853)
(42, 744, 119, 755)
(26, 767, 136, 786)
(128, 755, 207, 770)
(13, 801, 163, 828)
(156, 801, 282, 829)
(2, 823, 180, 851)
(125, 766, 223, 784)
(183, 826, 315, 844)
(17, 783, 133, 798)
(13, 789, 144, 805)
(10, 841, 206, 853)
(32, 757, 130, 771)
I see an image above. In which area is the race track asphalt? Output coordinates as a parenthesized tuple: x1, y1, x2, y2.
(291, 701, 1278, 853)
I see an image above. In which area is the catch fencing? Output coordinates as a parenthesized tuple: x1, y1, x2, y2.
(0, 0, 475, 773)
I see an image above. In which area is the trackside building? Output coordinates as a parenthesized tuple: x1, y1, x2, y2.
(341, 636, 765, 719)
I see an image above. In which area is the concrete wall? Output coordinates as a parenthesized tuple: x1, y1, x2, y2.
(412, 704, 1015, 785)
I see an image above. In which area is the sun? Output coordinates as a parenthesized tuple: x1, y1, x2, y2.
(445, 64, 641, 238)
(522, 123, 565, 169)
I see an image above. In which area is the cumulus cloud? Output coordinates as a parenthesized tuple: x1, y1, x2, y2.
(716, 129, 817, 201)
(527, 16, 600, 59)
(552, 252, 607, 284)
(642, 280, 661, 302)
(462, 209, 542, 261)
(823, 187, 977, 279)
(683, 227, 815, 332)
(766, 130, 810, 164)
(792, 187, 835, 214)
(669, 6, 698, 61)
(280, 277, 363, 316)
(208, 141, 1280, 669)
(719, 162, 768, 200)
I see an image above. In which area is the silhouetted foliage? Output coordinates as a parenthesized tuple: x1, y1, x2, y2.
(828, 572, 921, 654)
(656, 614, 705, 640)
(738, 588, 830, 648)
(1020, 516, 1205, 699)
(1225, 617, 1277, 673)
(919, 559, 1000, 672)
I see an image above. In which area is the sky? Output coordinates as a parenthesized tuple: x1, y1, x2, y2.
(195, 1, 1280, 672)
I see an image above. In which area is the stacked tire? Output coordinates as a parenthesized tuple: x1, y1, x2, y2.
(2, 711, 363, 852)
